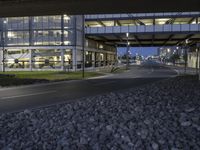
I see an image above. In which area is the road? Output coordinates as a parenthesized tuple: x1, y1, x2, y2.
(0, 61, 177, 113)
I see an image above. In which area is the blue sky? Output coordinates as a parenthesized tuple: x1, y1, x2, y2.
(118, 47, 158, 57)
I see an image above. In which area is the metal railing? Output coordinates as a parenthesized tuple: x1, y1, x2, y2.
(85, 12, 200, 20)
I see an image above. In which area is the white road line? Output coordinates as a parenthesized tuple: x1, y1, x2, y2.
(0, 90, 56, 100)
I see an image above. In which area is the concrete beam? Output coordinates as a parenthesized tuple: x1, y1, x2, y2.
(0, 0, 199, 17)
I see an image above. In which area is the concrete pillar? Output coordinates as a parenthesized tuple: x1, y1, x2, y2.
(29, 49, 33, 71)
(72, 47, 77, 71)
(198, 48, 200, 80)
(92, 52, 95, 68)
(0, 50, 3, 72)
(61, 49, 65, 71)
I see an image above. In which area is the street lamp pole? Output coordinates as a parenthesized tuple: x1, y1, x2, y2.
(184, 39, 189, 74)
(82, 15, 85, 78)
(197, 43, 200, 80)
(1, 19, 6, 72)
(2, 36, 5, 72)
(196, 48, 199, 75)
(126, 32, 129, 70)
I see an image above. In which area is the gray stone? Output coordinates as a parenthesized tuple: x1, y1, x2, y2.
(152, 142, 159, 150)
(80, 137, 88, 145)
(181, 121, 191, 127)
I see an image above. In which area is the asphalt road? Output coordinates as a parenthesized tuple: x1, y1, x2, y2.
(0, 61, 177, 113)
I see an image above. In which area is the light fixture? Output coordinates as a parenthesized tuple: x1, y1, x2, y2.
(63, 14, 70, 20)
(126, 32, 129, 38)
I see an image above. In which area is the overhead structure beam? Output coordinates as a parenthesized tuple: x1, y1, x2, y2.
(163, 34, 174, 46)
(97, 21, 106, 27)
(133, 35, 142, 47)
(96, 35, 108, 42)
(188, 17, 196, 24)
(165, 12, 182, 24)
(176, 34, 194, 45)
(114, 35, 123, 42)
(0, 0, 199, 17)
(152, 34, 155, 46)
(85, 37, 200, 43)
(117, 43, 176, 47)
(115, 20, 122, 26)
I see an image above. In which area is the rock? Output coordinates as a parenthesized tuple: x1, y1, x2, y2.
(152, 142, 159, 150)
(0, 76, 199, 149)
(137, 129, 148, 139)
(144, 119, 151, 125)
(180, 121, 191, 127)
(79, 137, 88, 145)
(185, 107, 195, 112)
(106, 125, 113, 131)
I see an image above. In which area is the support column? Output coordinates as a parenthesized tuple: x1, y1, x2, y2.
(61, 49, 65, 71)
(198, 48, 200, 81)
(92, 52, 95, 69)
(72, 47, 77, 71)
(29, 49, 33, 71)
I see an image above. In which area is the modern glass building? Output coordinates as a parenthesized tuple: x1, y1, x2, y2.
(1, 12, 200, 71)
(0, 15, 117, 71)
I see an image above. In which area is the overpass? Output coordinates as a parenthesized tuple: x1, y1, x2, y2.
(85, 13, 200, 47)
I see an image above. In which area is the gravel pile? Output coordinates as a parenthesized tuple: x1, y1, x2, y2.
(0, 76, 200, 150)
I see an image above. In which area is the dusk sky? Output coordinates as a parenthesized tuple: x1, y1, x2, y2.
(118, 47, 158, 57)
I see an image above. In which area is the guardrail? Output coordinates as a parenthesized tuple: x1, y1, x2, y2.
(85, 12, 200, 20)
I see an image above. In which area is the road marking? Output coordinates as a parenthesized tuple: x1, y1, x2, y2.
(0, 90, 56, 100)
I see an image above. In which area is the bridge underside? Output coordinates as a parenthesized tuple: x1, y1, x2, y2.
(0, 0, 200, 17)
(86, 33, 200, 47)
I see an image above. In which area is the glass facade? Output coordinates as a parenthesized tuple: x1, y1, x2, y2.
(0, 15, 116, 71)
(0, 15, 83, 47)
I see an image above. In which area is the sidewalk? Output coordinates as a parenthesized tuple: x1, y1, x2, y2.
(166, 65, 199, 75)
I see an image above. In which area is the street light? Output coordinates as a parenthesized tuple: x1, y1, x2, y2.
(126, 32, 129, 70)
(184, 40, 189, 74)
(82, 15, 85, 78)
(1, 19, 7, 72)
(196, 48, 199, 75)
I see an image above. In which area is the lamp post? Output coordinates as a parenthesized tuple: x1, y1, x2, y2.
(196, 48, 199, 75)
(197, 43, 200, 80)
(184, 39, 189, 74)
(82, 15, 85, 78)
(126, 32, 129, 70)
(1, 19, 7, 72)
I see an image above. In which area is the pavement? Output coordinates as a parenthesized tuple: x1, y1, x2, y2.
(167, 65, 199, 75)
(0, 60, 177, 113)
